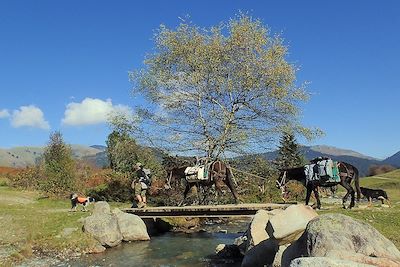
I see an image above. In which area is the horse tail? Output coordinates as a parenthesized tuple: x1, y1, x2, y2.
(354, 166, 361, 201)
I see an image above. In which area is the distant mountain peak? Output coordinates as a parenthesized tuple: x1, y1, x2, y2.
(90, 145, 107, 151)
(382, 151, 400, 167)
(307, 145, 379, 161)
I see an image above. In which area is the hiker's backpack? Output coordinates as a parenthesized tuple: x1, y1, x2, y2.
(143, 168, 152, 186)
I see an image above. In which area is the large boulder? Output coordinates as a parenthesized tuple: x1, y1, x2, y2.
(289, 257, 373, 267)
(92, 201, 111, 215)
(83, 202, 122, 247)
(113, 208, 150, 241)
(241, 238, 279, 267)
(234, 209, 273, 256)
(247, 210, 271, 251)
(285, 214, 400, 266)
(239, 210, 279, 266)
(273, 244, 289, 267)
(267, 204, 318, 245)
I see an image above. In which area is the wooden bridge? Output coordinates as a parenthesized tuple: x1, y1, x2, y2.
(123, 203, 293, 218)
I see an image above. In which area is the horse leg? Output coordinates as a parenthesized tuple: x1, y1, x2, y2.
(313, 187, 321, 209)
(349, 186, 355, 209)
(225, 176, 239, 204)
(340, 181, 354, 209)
(225, 168, 240, 204)
(200, 186, 208, 204)
(215, 184, 224, 205)
(179, 183, 192, 206)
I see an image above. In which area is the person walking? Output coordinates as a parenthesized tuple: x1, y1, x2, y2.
(133, 162, 150, 208)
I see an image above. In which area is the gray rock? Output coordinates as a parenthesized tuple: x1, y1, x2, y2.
(241, 238, 279, 267)
(83, 214, 122, 247)
(281, 237, 307, 267)
(89, 242, 106, 254)
(92, 201, 111, 215)
(267, 204, 318, 245)
(215, 244, 226, 254)
(234, 209, 271, 255)
(285, 214, 400, 266)
(60, 227, 78, 237)
(247, 210, 271, 251)
(305, 214, 400, 261)
(233, 235, 248, 255)
(113, 208, 150, 241)
(273, 244, 289, 267)
(289, 257, 373, 267)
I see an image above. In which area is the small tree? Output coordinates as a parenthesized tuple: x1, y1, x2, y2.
(276, 131, 305, 169)
(40, 131, 76, 195)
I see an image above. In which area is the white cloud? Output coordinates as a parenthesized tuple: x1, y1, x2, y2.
(0, 109, 10, 118)
(11, 105, 50, 130)
(62, 97, 132, 126)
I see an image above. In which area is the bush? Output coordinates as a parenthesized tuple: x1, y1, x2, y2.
(85, 171, 132, 202)
(0, 178, 8, 186)
(284, 180, 306, 201)
(9, 167, 41, 190)
(368, 164, 396, 176)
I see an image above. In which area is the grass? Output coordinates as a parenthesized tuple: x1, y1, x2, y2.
(0, 186, 104, 266)
(1, 169, 399, 265)
(318, 169, 400, 249)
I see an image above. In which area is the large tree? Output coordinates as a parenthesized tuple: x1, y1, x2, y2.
(127, 14, 320, 158)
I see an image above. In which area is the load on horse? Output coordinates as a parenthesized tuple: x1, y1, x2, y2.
(166, 157, 239, 205)
(276, 157, 361, 209)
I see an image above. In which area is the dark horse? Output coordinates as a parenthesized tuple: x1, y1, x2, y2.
(167, 160, 240, 205)
(276, 161, 361, 209)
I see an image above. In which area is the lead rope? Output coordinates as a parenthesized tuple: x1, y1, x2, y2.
(278, 171, 287, 199)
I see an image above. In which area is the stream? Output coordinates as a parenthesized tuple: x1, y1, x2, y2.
(59, 218, 250, 267)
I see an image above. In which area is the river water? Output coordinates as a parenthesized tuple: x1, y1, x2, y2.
(61, 219, 250, 267)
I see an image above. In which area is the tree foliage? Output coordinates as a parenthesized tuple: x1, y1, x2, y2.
(40, 131, 76, 195)
(128, 14, 320, 157)
(105, 129, 164, 178)
(276, 131, 305, 169)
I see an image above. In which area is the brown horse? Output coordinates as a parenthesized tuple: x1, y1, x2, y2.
(167, 160, 239, 205)
(276, 161, 361, 209)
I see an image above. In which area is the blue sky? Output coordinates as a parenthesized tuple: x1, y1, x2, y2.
(0, 0, 399, 159)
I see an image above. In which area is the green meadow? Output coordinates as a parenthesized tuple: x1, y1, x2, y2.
(0, 169, 399, 265)
(318, 169, 400, 248)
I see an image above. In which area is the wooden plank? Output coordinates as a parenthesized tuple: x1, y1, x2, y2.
(122, 203, 294, 218)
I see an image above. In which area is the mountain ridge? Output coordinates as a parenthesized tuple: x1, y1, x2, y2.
(0, 144, 398, 176)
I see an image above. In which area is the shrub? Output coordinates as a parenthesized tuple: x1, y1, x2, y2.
(85, 171, 132, 202)
(9, 167, 41, 190)
(368, 164, 396, 176)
